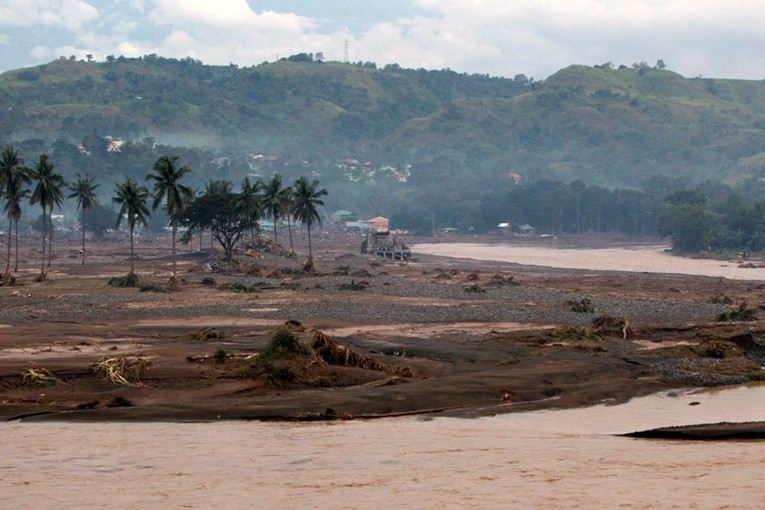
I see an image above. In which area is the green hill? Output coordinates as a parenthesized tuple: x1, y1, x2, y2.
(3, 56, 765, 190)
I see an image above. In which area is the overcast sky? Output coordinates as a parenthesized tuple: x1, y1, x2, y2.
(1, 0, 765, 80)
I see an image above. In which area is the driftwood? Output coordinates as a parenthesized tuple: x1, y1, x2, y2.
(309, 330, 413, 377)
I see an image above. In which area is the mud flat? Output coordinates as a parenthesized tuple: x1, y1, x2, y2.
(1, 234, 765, 422)
(624, 421, 765, 440)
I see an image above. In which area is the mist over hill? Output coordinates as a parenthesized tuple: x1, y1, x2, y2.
(3, 56, 765, 235)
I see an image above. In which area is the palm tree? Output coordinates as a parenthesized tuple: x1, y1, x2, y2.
(236, 177, 262, 246)
(30, 154, 64, 281)
(113, 177, 151, 275)
(282, 187, 297, 257)
(1, 145, 30, 277)
(67, 173, 99, 266)
(260, 174, 290, 267)
(204, 179, 232, 194)
(292, 176, 327, 272)
(5, 175, 30, 273)
(146, 155, 193, 284)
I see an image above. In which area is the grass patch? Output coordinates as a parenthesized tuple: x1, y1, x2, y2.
(188, 327, 225, 341)
(21, 368, 62, 387)
(555, 325, 602, 342)
(488, 274, 519, 287)
(223, 282, 261, 294)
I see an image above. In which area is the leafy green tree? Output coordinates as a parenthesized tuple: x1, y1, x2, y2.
(83, 204, 115, 240)
(113, 177, 151, 274)
(658, 189, 710, 252)
(198, 179, 233, 251)
(146, 155, 193, 283)
(260, 174, 291, 266)
(6, 177, 30, 273)
(292, 176, 327, 271)
(1, 145, 30, 277)
(181, 191, 248, 261)
(30, 154, 65, 280)
(67, 173, 99, 265)
(236, 177, 262, 246)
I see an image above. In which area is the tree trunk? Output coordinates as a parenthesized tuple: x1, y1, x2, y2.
(14, 216, 19, 272)
(47, 213, 53, 268)
(273, 222, 279, 269)
(287, 214, 295, 256)
(40, 204, 46, 280)
(5, 217, 12, 276)
(306, 223, 313, 260)
(171, 221, 177, 279)
(129, 225, 135, 274)
(81, 211, 86, 266)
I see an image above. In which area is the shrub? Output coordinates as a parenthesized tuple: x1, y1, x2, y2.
(139, 284, 168, 293)
(213, 349, 227, 363)
(566, 298, 595, 313)
(258, 328, 309, 361)
(716, 303, 758, 322)
(339, 279, 369, 291)
(108, 273, 140, 288)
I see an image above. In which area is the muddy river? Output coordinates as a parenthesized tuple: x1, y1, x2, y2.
(414, 242, 765, 280)
(2, 385, 764, 509)
(3, 244, 764, 508)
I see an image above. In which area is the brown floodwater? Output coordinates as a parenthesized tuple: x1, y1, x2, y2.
(414, 243, 765, 280)
(2, 385, 764, 509)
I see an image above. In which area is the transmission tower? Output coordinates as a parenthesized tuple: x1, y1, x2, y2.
(343, 39, 349, 63)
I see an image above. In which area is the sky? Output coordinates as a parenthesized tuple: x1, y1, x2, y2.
(1, 0, 765, 80)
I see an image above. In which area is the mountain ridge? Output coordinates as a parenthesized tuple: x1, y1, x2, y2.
(2, 57, 765, 189)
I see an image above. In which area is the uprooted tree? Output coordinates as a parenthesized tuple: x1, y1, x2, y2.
(180, 191, 249, 261)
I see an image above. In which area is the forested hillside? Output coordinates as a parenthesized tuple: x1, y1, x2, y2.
(3, 56, 765, 241)
(4, 56, 765, 187)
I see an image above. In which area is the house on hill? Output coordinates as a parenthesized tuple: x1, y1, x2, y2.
(366, 216, 389, 233)
(331, 210, 358, 223)
(513, 224, 535, 236)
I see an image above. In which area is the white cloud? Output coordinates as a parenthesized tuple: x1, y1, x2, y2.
(0, 33, 8, 45)
(351, 0, 765, 79)
(29, 45, 53, 60)
(115, 0, 337, 65)
(5, 0, 765, 80)
(0, 0, 98, 30)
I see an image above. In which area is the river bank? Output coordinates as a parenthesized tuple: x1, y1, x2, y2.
(1, 234, 764, 423)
